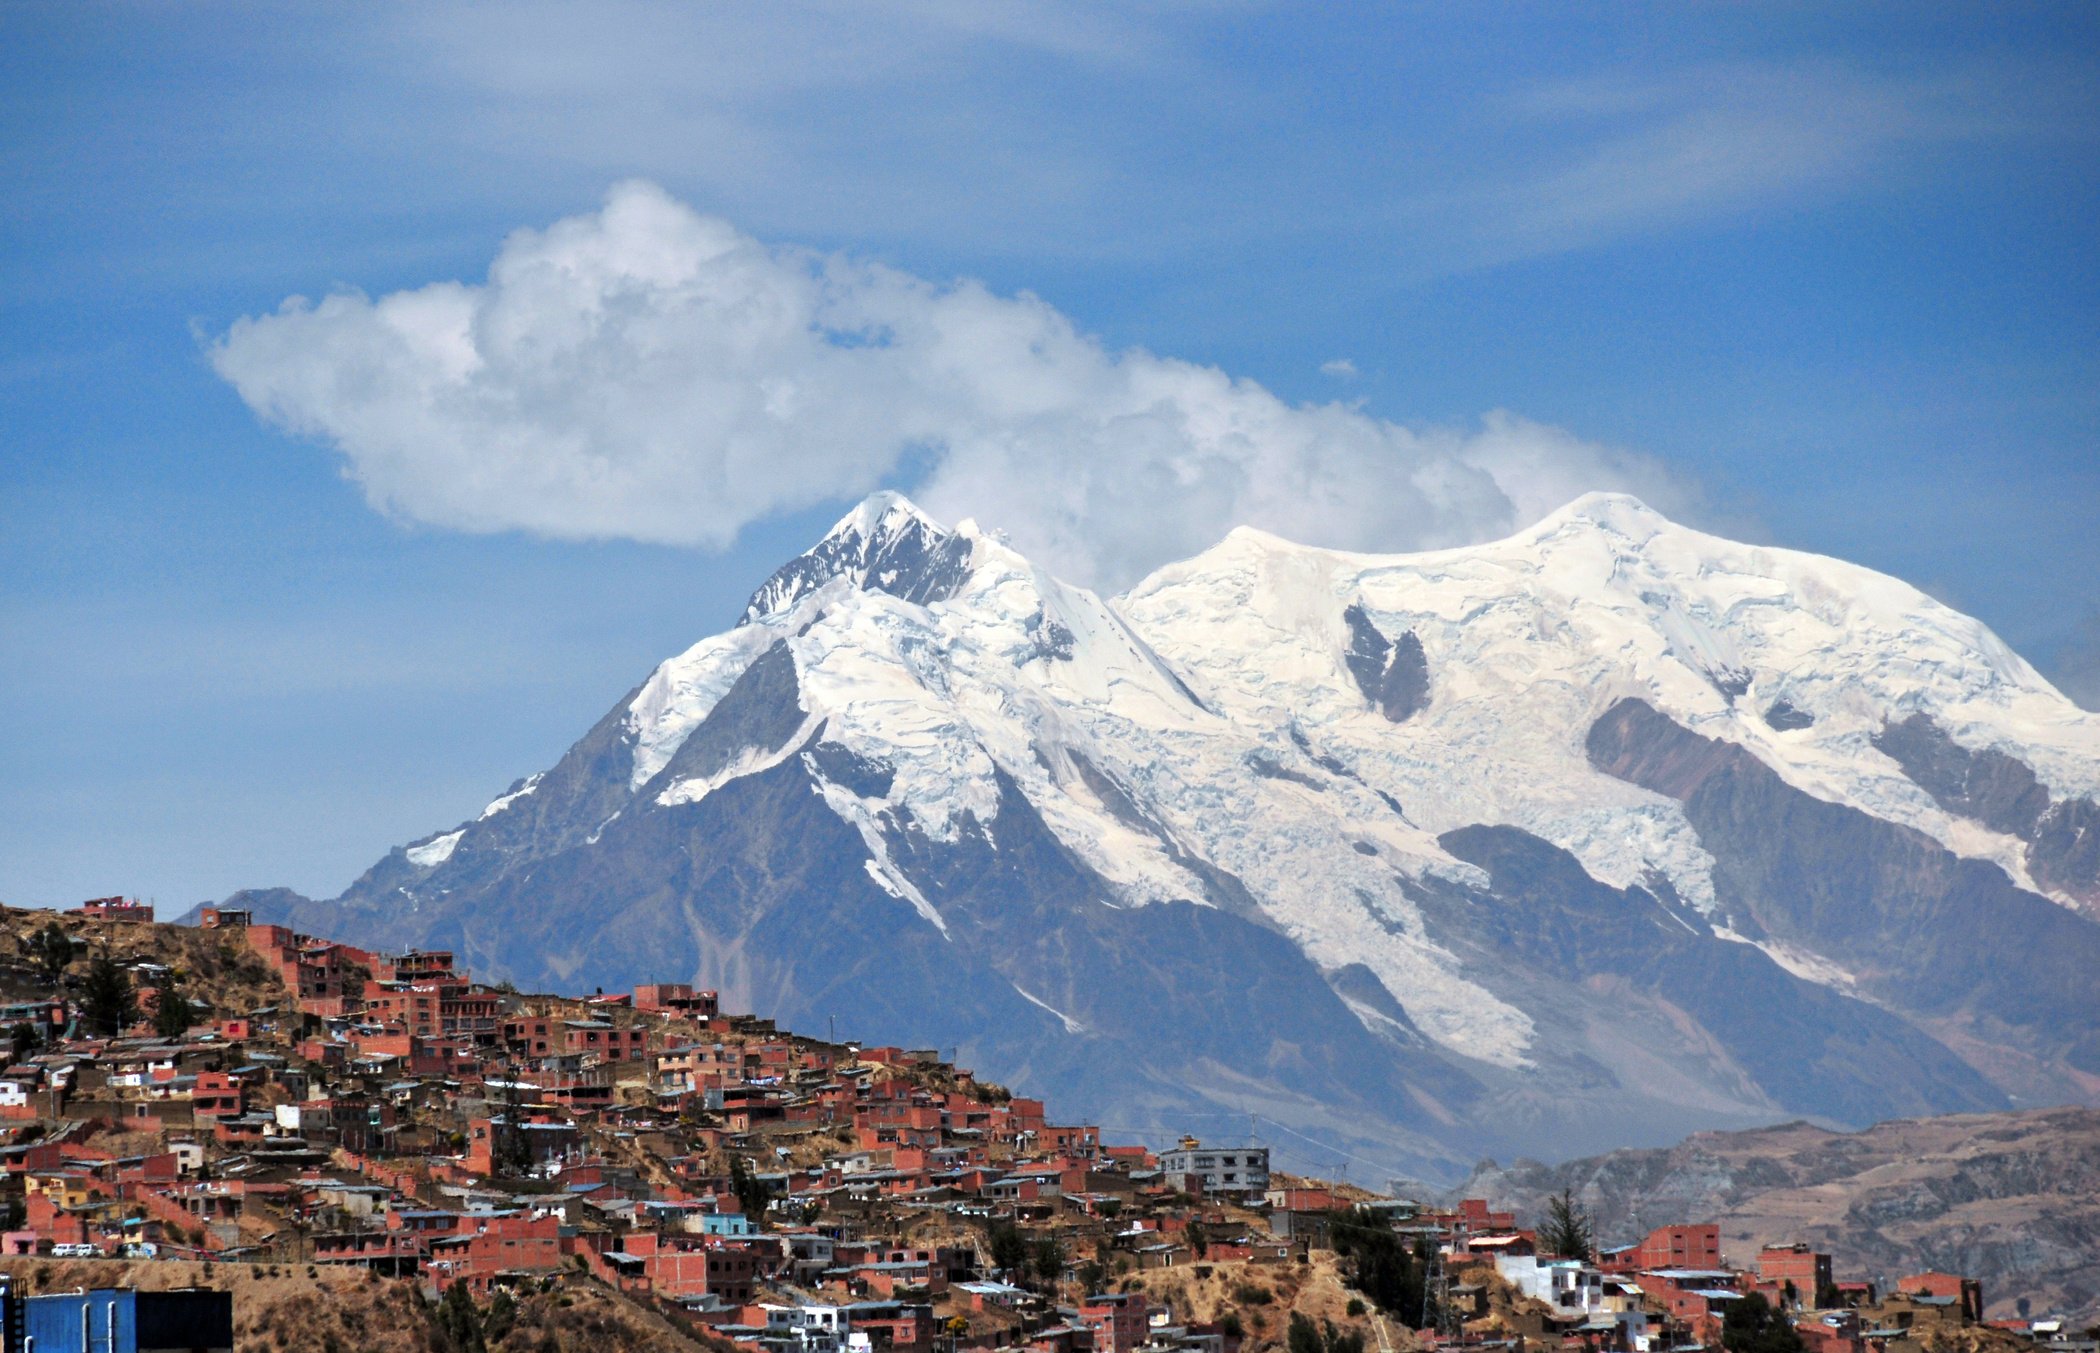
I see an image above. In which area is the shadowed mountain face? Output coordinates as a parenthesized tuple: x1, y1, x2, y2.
(212, 493, 2100, 1179)
(1871, 712, 2100, 907)
(1342, 604, 1431, 722)
(1588, 698, 2100, 1088)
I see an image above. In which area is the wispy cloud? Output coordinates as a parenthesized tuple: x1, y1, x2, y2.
(364, 0, 1204, 256)
(1400, 55, 2095, 270)
(209, 182, 1701, 589)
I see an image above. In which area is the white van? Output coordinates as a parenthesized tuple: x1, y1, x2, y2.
(51, 1243, 99, 1258)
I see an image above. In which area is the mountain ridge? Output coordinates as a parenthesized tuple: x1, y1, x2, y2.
(202, 491, 2100, 1179)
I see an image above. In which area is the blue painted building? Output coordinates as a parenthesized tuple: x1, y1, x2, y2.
(9, 1285, 231, 1353)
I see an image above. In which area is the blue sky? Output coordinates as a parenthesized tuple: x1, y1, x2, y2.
(4, 3, 2096, 910)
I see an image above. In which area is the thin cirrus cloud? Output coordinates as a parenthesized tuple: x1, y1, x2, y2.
(395, 0, 2092, 276)
(209, 180, 1702, 591)
(1398, 56, 2089, 271)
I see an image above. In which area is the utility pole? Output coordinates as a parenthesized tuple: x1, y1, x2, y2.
(1424, 1241, 1459, 1342)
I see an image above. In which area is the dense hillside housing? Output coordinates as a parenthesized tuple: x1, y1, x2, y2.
(0, 897, 2058, 1353)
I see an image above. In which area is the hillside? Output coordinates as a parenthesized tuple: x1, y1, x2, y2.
(0, 903, 291, 1015)
(0, 902, 1411, 1353)
(1455, 1106, 2100, 1324)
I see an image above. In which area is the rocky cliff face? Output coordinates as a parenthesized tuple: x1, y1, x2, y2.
(211, 493, 2100, 1178)
(1457, 1106, 2100, 1325)
(1588, 698, 2100, 1096)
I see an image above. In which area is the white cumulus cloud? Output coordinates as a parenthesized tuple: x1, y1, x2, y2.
(210, 180, 1702, 588)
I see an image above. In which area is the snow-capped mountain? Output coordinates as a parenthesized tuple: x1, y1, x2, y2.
(219, 493, 2100, 1178)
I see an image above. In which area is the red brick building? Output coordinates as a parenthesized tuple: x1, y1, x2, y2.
(1602, 1223, 1721, 1274)
(427, 1214, 564, 1295)
(78, 896, 154, 923)
(1757, 1243, 1833, 1308)
(1898, 1272, 1983, 1323)
(617, 1234, 761, 1304)
(505, 1017, 647, 1063)
(1634, 1268, 1739, 1343)
(1079, 1292, 1149, 1353)
(189, 1072, 243, 1121)
(634, 984, 721, 1017)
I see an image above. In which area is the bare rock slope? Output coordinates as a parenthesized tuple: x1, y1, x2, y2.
(1458, 1107, 2100, 1324)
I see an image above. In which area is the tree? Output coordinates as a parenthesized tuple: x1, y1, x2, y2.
(1539, 1189, 1595, 1262)
(1722, 1293, 1805, 1353)
(483, 1289, 517, 1345)
(490, 1079, 533, 1177)
(1185, 1218, 1209, 1258)
(987, 1218, 1031, 1277)
(30, 923, 75, 983)
(1033, 1233, 1065, 1287)
(8, 1023, 38, 1063)
(1289, 1314, 1366, 1353)
(153, 972, 200, 1040)
(1328, 1211, 1426, 1324)
(729, 1152, 774, 1223)
(79, 951, 137, 1037)
(434, 1282, 488, 1353)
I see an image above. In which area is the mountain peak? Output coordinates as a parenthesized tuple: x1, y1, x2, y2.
(740, 490, 975, 625)
(1533, 491, 1675, 539)
(821, 490, 949, 547)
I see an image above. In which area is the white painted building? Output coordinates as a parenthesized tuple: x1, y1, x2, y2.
(1498, 1256, 1608, 1315)
(1157, 1142, 1269, 1196)
(1496, 1256, 1653, 1349)
(763, 1302, 853, 1353)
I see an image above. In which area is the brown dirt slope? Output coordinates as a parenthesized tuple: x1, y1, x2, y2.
(1121, 1253, 1411, 1353)
(1456, 1106, 2100, 1323)
(0, 904, 290, 1017)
